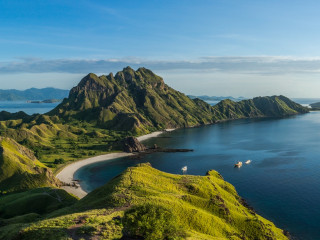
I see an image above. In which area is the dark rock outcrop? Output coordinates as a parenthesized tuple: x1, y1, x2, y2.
(122, 137, 146, 153)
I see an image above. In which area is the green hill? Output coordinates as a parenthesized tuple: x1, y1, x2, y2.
(50, 67, 216, 134)
(0, 164, 288, 240)
(0, 137, 61, 193)
(212, 95, 308, 120)
(0, 187, 77, 219)
(50, 67, 308, 134)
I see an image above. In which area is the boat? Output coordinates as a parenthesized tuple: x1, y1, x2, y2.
(234, 161, 243, 168)
(245, 160, 252, 164)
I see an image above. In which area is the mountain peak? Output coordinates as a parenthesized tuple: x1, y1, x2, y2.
(78, 73, 99, 86)
(50, 68, 308, 134)
(123, 66, 134, 71)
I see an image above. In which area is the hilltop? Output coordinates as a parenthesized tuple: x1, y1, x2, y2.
(0, 163, 289, 240)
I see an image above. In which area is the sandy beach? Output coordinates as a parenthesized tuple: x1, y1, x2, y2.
(56, 129, 175, 198)
(136, 128, 175, 142)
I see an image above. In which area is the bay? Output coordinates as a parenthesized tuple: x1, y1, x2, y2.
(75, 111, 320, 240)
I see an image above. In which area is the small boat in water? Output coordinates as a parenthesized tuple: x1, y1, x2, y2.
(181, 166, 187, 172)
(245, 160, 252, 164)
(234, 161, 243, 168)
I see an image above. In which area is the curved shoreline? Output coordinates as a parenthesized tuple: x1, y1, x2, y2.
(56, 129, 175, 198)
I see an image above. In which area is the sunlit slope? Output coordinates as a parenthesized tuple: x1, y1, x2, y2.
(8, 164, 288, 240)
(0, 137, 60, 193)
(50, 67, 308, 134)
(0, 187, 77, 219)
(50, 67, 216, 134)
(212, 95, 308, 119)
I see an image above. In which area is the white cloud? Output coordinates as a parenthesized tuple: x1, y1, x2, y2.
(1, 56, 320, 76)
(1, 56, 320, 97)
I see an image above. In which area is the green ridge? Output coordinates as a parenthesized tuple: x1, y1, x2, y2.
(0, 164, 288, 240)
(0, 187, 77, 219)
(50, 67, 307, 133)
(0, 137, 60, 193)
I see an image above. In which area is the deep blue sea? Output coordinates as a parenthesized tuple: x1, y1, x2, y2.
(76, 111, 320, 240)
(0, 101, 60, 115)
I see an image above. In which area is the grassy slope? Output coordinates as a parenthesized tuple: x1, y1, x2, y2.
(0, 137, 60, 193)
(51, 67, 308, 133)
(0, 114, 128, 169)
(211, 95, 308, 120)
(2, 164, 288, 240)
(0, 187, 77, 219)
(49, 67, 217, 133)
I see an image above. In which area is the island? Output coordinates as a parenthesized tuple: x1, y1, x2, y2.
(27, 99, 62, 104)
(0, 67, 307, 239)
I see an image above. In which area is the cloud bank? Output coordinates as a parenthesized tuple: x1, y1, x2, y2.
(1, 56, 320, 97)
(2, 56, 320, 75)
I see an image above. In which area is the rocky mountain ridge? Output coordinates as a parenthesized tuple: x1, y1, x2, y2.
(50, 67, 308, 134)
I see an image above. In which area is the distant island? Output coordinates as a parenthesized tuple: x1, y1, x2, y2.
(310, 101, 320, 109)
(27, 99, 62, 104)
(0, 87, 69, 101)
(188, 95, 246, 102)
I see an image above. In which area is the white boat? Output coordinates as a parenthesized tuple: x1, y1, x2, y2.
(234, 161, 243, 168)
(245, 160, 252, 164)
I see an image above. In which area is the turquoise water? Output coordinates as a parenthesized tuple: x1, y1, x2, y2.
(76, 111, 320, 240)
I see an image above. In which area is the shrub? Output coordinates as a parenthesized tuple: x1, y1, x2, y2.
(123, 204, 185, 240)
(76, 225, 96, 235)
(53, 158, 65, 164)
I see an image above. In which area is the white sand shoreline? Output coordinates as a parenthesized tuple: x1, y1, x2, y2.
(56, 129, 175, 198)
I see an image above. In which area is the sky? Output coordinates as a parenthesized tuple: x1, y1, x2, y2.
(1, 0, 320, 97)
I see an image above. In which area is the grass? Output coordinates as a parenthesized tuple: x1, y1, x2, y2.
(2, 163, 289, 240)
(0, 187, 77, 219)
(0, 117, 129, 170)
(0, 137, 62, 193)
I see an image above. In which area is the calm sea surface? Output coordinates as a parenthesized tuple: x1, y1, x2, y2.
(0, 101, 60, 115)
(76, 111, 320, 240)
